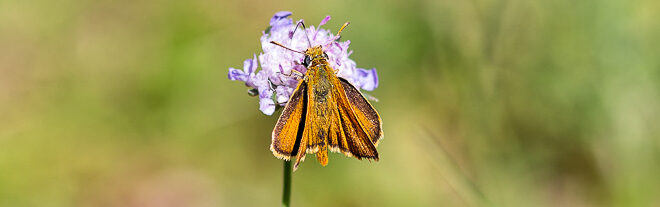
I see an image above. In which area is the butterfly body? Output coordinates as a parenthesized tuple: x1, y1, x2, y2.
(271, 45, 383, 170)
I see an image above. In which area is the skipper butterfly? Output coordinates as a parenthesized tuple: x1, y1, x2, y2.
(269, 22, 383, 170)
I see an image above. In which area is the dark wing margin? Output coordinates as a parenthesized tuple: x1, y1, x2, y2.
(271, 82, 308, 160)
(338, 77, 383, 145)
(337, 102, 379, 160)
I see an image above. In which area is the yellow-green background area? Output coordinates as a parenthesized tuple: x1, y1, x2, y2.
(2, 0, 659, 206)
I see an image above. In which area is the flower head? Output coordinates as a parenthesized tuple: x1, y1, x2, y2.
(228, 11, 379, 115)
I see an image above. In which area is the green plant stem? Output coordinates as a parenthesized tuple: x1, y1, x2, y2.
(282, 160, 292, 207)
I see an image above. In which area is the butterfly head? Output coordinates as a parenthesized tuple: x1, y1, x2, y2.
(302, 46, 329, 68)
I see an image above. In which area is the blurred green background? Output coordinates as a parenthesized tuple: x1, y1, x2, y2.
(1, 0, 659, 206)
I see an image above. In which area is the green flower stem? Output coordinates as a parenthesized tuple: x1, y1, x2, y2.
(282, 160, 292, 207)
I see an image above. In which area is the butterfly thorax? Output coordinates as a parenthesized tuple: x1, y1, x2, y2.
(304, 46, 335, 104)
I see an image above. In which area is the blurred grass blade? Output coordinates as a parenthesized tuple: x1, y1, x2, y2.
(418, 128, 492, 207)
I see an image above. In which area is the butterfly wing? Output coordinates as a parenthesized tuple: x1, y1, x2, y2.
(280, 77, 328, 170)
(328, 77, 381, 160)
(338, 77, 383, 145)
(271, 81, 308, 160)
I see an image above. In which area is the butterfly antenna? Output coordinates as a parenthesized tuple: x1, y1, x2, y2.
(335, 22, 350, 39)
(270, 41, 305, 54)
(325, 22, 350, 47)
(292, 20, 313, 48)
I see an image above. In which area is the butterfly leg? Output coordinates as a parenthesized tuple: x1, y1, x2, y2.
(281, 62, 306, 78)
(281, 69, 304, 78)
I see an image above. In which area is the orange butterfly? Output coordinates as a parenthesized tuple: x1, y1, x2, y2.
(269, 22, 383, 170)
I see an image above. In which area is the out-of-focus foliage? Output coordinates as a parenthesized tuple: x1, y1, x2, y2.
(1, 0, 659, 206)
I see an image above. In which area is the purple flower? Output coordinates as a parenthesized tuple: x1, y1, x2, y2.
(228, 11, 379, 115)
(355, 68, 379, 91)
(228, 54, 258, 87)
(269, 11, 293, 32)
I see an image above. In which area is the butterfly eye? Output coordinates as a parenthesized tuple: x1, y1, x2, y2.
(303, 55, 311, 67)
(322, 52, 329, 59)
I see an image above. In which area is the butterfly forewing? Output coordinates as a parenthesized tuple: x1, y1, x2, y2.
(271, 82, 308, 160)
(329, 76, 380, 160)
(338, 77, 383, 145)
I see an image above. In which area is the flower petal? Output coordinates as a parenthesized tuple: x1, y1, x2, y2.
(313, 16, 331, 41)
(228, 68, 248, 82)
(272, 11, 292, 20)
(270, 11, 293, 31)
(259, 98, 276, 115)
(356, 68, 379, 91)
(319, 16, 331, 27)
(275, 86, 292, 104)
(244, 54, 257, 74)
